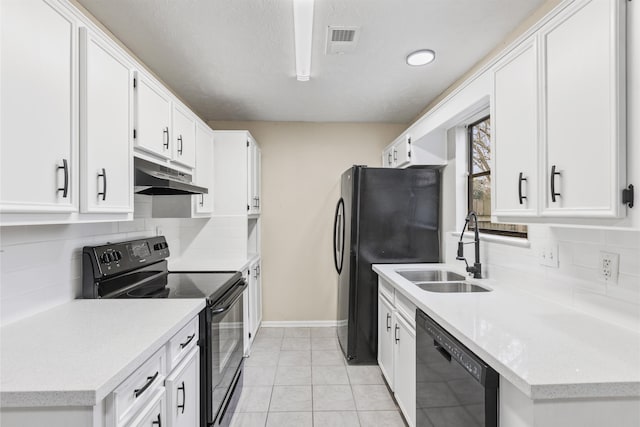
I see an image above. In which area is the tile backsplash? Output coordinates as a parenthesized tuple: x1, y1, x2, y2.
(445, 225, 640, 331)
(0, 196, 186, 326)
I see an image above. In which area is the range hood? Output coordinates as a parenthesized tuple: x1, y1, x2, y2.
(134, 158, 208, 195)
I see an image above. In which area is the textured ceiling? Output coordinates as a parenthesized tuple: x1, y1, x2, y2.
(76, 0, 546, 123)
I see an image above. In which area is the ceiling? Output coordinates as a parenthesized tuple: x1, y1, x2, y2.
(76, 0, 546, 123)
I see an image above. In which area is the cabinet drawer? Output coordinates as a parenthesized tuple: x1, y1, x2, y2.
(167, 316, 199, 371)
(110, 348, 166, 426)
(395, 291, 416, 328)
(378, 278, 394, 303)
(125, 387, 165, 427)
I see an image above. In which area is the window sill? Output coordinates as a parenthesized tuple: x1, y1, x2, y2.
(448, 231, 531, 248)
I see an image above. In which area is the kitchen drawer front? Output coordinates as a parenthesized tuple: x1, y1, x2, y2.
(124, 387, 165, 427)
(168, 316, 199, 371)
(111, 347, 166, 426)
(394, 291, 416, 328)
(378, 278, 394, 303)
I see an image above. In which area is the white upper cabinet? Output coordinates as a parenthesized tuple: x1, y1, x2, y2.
(213, 130, 261, 216)
(171, 104, 196, 169)
(1, 0, 78, 214)
(540, 0, 626, 218)
(193, 122, 214, 216)
(492, 36, 539, 217)
(491, 0, 627, 223)
(134, 72, 172, 160)
(247, 136, 261, 216)
(79, 28, 133, 214)
(382, 131, 446, 168)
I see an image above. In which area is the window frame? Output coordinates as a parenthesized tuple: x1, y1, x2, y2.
(467, 115, 527, 239)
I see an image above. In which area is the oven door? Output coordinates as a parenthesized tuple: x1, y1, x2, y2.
(203, 282, 246, 427)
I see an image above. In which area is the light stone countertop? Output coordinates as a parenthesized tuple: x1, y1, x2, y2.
(168, 255, 259, 274)
(373, 263, 640, 400)
(0, 299, 205, 408)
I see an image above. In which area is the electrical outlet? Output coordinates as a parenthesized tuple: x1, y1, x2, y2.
(599, 251, 619, 284)
(539, 244, 559, 268)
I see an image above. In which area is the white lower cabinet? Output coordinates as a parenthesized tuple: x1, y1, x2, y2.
(248, 258, 262, 345)
(377, 279, 416, 427)
(165, 349, 199, 427)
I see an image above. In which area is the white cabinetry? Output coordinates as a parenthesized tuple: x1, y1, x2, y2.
(377, 279, 416, 427)
(492, 0, 627, 222)
(165, 349, 199, 427)
(193, 122, 214, 216)
(382, 136, 412, 168)
(382, 132, 447, 169)
(540, 0, 625, 218)
(247, 136, 261, 215)
(491, 36, 539, 217)
(247, 257, 262, 346)
(1, 0, 78, 214)
(213, 131, 261, 216)
(125, 388, 165, 427)
(171, 104, 196, 169)
(79, 27, 133, 214)
(134, 73, 173, 160)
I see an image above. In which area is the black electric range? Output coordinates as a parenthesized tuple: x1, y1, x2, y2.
(82, 236, 246, 427)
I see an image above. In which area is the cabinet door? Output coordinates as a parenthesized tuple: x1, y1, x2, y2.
(541, 0, 625, 218)
(165, 349, 199, 427)
(393, 313, 416, 427)
(394, 137, 412, 168)
(492, 37, 539, 217)
(135, 73, 172, 159)
(248, 259, 262, 339)
(382, 147, 394, 168)
(172, 105, 196, 168)
(194, 123, 214, 215)
(377, 293, 394, 389)
(254, 144, 261, 215)
(1, 0, 77, 213)
(79, 28, 133, 214)
(247, 137, 260, 215)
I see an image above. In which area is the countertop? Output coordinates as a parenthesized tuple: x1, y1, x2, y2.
(0, 299, 205, 408)
(373, 263, 640, 400)
(168, 254, 258, 273)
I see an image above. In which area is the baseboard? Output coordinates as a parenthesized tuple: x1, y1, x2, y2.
(260, 320, 338, 328)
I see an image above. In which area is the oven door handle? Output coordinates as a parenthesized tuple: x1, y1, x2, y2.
(210, 282, 248, 314)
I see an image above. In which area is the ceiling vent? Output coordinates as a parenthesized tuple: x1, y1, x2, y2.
(326, 26, 360, 55)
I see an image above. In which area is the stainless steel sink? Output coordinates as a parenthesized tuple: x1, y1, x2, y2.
(416, 282, 491, 293)
(396, 270, 466, 283)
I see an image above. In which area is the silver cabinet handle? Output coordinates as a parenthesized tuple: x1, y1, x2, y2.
(199, 194, 204, 206)
(386, 313, 391, 331)
(387, 152, 392, 166)
(394, 324, 400, 343)
(98, 168, 107, 201)
(177, 135, 183, 155)
(393, 149, 397, 162)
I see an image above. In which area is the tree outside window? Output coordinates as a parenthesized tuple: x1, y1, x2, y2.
(468, 116, 527, 237)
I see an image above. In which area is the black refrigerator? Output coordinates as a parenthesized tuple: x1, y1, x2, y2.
(333, 165, 440, 364)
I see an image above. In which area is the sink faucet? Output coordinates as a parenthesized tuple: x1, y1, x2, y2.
(456, 211, 482, 279)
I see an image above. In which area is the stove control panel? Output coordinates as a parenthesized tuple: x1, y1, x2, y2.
(83, 236, 170, 278)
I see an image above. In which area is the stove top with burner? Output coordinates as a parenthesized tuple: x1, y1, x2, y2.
(82, 236, 242, 304)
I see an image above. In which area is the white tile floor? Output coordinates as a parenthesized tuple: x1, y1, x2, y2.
(230, 327, 407, 427)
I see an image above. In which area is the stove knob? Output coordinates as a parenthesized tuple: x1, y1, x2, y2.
(153, 243, 161, 250)
(100, 253, 112, 263)
(113, 251, 122, 261)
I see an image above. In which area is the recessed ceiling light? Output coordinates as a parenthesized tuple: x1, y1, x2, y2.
(406, 49, 436, 66)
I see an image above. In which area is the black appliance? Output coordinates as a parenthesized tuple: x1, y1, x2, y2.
(82, 236, 246, 427)
(333, 166, 441, 364)
(416, 309, 499, 427)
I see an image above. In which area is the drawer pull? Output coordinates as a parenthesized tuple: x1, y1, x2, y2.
(57, 159, 69, 198)
(152, 414, 161, 426)
(386, 313, 391, 331)
(177, 381, 186, 414)
(180, 334, 195, 349)
(133, 371, 158, 398)
(394, 324, 400, 343)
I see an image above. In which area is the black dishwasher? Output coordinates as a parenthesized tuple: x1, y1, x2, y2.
(416, 309, 499, 427)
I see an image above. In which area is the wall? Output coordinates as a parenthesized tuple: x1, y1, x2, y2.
(209, 121, 406, 322)
(0, 197, 184, 325)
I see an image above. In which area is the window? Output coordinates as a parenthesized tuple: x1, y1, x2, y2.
(468, 116, 527, 238)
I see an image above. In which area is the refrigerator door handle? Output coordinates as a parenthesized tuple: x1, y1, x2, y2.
(333, 198, 345, 274)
